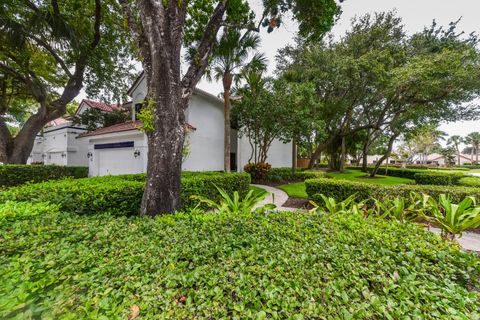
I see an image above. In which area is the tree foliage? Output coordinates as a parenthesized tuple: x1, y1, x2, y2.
(277, 11, 480, 173)
(0, 0, 135, 163)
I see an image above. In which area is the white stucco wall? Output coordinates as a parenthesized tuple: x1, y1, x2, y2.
(128, 74, 225, 172)
(237, 136, 293, 171)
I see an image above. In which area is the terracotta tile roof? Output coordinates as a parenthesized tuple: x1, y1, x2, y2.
(46, 117, 70, 127)
(79, 121, 196, 138)
(83, 99, 122, 112)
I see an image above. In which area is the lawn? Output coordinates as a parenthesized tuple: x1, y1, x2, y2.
(278, 170, 412, 199)
(1, 210, 479, 318)
(327, 169, 413, 185)
(278, 182, 307, 198)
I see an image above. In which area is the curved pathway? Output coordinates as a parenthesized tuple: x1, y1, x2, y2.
(252, 184, 298, 212)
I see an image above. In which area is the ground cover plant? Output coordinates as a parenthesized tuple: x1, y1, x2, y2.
(0, 210, 478, 319)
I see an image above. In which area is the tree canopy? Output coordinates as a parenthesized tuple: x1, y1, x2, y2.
(0, 0, 135, 163)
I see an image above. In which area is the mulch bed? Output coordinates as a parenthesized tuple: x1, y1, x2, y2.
(282, 197, 313, 210)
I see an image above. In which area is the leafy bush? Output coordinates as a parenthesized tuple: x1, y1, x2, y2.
(243, 162, 272, 181)
(306, 178, 480, 204)
(414, 171, 466, 185)
(0, 201, 59, 223)
(348, 166, 425, 179)
(0, 172, 251, 215)
(264, 168, 326, 183)
(0, 211, 478, 318)
(0, 164, 88, 187)
(458, 177, 480, 188)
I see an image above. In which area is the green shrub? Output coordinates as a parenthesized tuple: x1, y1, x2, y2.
(244, 162, 271, 181)
(305, 178, 480, 204)
(0, 201, 59, 222)
(458, 177, 480, 188)
(264, 168, 326, 182)
(347, 166, 425, 179)
(0, 211, 478, 318)
(0, 172, 251, 215)
(414, 171, 466, 185)
(0, 164, 88, 187)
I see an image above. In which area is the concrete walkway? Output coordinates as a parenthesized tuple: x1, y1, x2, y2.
(252, 184, 297, 212)
(429, 227, 480, 252)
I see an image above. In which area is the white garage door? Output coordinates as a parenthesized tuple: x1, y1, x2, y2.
(97, 148, 137, 176)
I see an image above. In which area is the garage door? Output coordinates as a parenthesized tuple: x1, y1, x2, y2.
(97, 147, 137, 176)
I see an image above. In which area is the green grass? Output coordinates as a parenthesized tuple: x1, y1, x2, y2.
(327, 169, 413, 185)
(278, 170, 413, 199)
(278, 182, 308, 198)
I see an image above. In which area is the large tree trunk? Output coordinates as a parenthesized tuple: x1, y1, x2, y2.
(370, 132, 399, 177)
(141, 100, 185, 215)
(292, 138, 297, 172)
(308, 135, 335, 169)
(456, 146, 460, 166)
(0, 104, 67, 164)
(223, 72, 233, 172)
(120, 0, 227, 215)
(339, 135, 346, 172)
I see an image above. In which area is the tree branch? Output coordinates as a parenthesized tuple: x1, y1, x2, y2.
(181, 0, 227, 102)
(27, 35, 73, 78)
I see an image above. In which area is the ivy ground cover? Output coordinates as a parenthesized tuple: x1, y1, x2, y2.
(1, 211, 479, 319)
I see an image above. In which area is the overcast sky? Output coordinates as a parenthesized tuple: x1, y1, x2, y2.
(196, 0, 480, 141)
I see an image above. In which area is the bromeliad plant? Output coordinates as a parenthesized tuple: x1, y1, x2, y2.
(422, 194, 480, 241)
(191, 185, 276, 215)
(371, 193, 423, 223)
(309, 194, 360, 215)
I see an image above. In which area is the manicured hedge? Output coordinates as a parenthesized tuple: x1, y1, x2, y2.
(458, 176, 480, 188)
(0, 172, 251, 215)
(414, 171, 466, 185)
(1, 211, 478, 318)
(305, 178, 480, 204)
(349, 166, 426, 180)
(0, 164, 88, 187)
(260, 168, 326, 183)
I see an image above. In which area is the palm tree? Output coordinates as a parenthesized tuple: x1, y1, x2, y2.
(447, 135, 463, 165)
(208, 29, 267, 172)
(466, 132, 480, 163)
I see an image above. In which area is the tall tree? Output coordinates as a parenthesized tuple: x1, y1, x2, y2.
(465, 132, 480, 163)
(0, 0, 134, 164)
(207, 30, 267, 172)
(447, 135, 464, 165)
(119, 0, 341, 215)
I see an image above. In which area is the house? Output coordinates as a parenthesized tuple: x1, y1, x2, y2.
(78, 72, 292, 176)
(412, 153, 473, 166)
(27, 100, 125, 166)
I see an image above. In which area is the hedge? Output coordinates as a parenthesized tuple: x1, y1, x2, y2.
(1, 211, 478, 318)
(458, 176, 480, 188)
(413, 171, 466, 185)
(348, 166, 425, 180)
(305, 178, 480, 204)
(0, 164, 88, 187)
(261, 168, 327, 183)
(0, 172, 251, 215)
